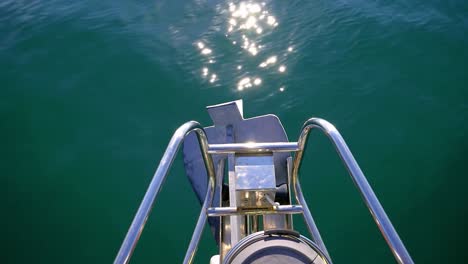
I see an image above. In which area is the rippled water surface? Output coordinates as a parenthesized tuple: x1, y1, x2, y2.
(2, 0, 468, 263)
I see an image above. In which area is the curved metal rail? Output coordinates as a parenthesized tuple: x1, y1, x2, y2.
(114, 117, 413, 264)
(114, 121, 216, 264)
(292, 118, 414, 264)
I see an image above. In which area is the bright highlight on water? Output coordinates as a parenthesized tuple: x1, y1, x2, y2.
(194, 1, 293, 93)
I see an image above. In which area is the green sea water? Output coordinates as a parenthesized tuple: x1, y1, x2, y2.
(2, 0, 468, 263)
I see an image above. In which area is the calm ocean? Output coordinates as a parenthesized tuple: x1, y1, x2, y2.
(2, 0, 467, 263)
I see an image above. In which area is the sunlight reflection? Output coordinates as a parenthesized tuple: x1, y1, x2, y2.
(227, 2, 278, 56)
(259, 55, 277, 68)
(210, 74, 217, 83)
(197, 41, 213, 55)
(194, 1, 294, 92)
(237, 76, 262, 90)
(237, 77, 251, 90)
(266, 15, 277, 26)
(201, 48, 212, 55)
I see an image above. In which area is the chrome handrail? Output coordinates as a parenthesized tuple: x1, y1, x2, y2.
(114, 121, 216, 264)
(206, 205, 304, 216)
(292, 118, 414, 264)
(208, 142, 299, 153)
(115, 117, 413, 264)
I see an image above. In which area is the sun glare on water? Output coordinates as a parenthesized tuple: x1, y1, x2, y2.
(195, 1, 294, 93)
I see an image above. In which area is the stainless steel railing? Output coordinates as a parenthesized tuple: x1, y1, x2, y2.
(114, 121, 216, 264)
(292, 118, 414, 264)
(114, 118, 414, 264)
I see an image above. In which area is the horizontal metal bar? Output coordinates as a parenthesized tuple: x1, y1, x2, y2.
(207, 205, 303, 216)
(208, 142, 299, 154)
